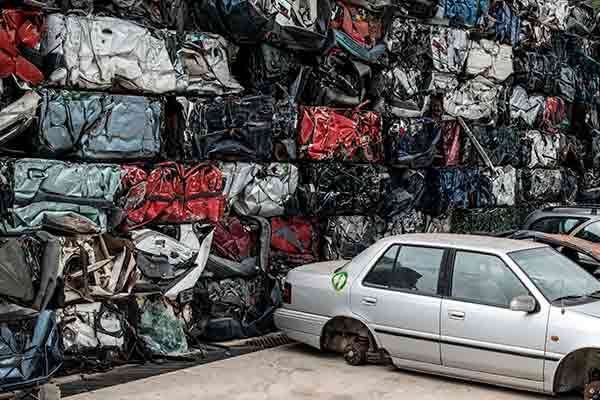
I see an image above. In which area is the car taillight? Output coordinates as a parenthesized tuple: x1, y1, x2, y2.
(283, 282, 292, 304)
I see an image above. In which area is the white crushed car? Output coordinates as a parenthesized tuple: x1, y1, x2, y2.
(275, 234, 600, 395)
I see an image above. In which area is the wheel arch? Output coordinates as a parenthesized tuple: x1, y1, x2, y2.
(319, 314, 381, 353)
(552, 347, 600, 393)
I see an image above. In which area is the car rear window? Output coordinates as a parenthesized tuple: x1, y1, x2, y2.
(529, 217, 587, 234)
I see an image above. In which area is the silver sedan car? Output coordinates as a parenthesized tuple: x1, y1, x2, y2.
(275, 234, 600, 395)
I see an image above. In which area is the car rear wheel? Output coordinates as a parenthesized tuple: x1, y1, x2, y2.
(343, 337, 369, 366)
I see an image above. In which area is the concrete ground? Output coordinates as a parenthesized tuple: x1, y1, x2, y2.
(67, 344, 573, 400)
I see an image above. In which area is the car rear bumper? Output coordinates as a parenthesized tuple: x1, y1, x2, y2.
(274, 308, 330, 350)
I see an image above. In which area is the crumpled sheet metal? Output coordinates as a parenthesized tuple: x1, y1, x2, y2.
(62, 234, 137, 303)
(465, 40, 513, 82)
(442, 121, 461, 167)
(51, 0, 190, 31)
(0, 92, 40, 146)
(1, 202, 108, 235)
(514, 51, 560, 95)
(330, 1, 386, 63)
(450, 207, 533, 234)
(486, 166, 517, 207)
(44, 14, 176, 94)
(299, 53, 371, 108)
(0, 311, 62, 384)
(172, 32, 243, 95)
(522, 130, 563, 168)
(385, 117, 441, 168)
(235, 165, 291, 217)
(138, 297, 188, 355)
(119, 163, 225, 230)
(201, 276, 273, 341)
(298, 107, 383, 163)
(180, 96, 296, 162)
(0, 232, 62, 311)
(434, 168, 496, 211)
(520, 169, 577, 203)
(60, 303, 125, 353)
(298, 163, 387, 216)
(510, 86, 544, 127)
(270, 216, 319, 273)
(542, 96, 570, 134)
(0, 235, 40, 304)
(14, 158, 122, 209)
(444, 0, 490, 26)
(385, 19, 431, 66)
(370, 65, 426, 118)
(237, 44, 302, 94)
(0, 159, 13, 219)
(132, 224, 213, 299)
(322, 216, 386, 260)
(431, 26, 469, 74)
(564, 4, 596, 36)
(487, 1, 521, 45)
(208, 216, 268, 279)
(191, 0, 331, 52)
(465, 126, 522, 167)
(38, 90, 163, 161)
(0, 9, 45, 85)
(221, 162, 298, 217)
(557, 65, 576, 103)
(537, 0, 569, 30)
(443, 76, 499, 121)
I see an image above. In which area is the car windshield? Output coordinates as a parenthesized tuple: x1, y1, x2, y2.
(510, 247, 600, 303)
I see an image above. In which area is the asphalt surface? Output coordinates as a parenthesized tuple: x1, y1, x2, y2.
(65, 343, 578, 400)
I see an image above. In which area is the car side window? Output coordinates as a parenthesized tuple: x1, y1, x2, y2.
(393, 246, 444, 294)
(451, 251, 529, 308)
(363, 245, 399, 287)
(364, 245, 444, 295)
(530, 217, 585, 234)
(575, 222, 600, 243)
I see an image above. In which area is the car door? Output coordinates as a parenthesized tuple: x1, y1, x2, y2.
(440, 250, 548, 381)
(350, 243, 447, 365)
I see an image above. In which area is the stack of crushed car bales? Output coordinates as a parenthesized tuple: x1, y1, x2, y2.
(1, 0, 600, 380)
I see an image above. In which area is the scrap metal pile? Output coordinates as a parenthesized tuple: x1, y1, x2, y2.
(1, 0, 600, 379)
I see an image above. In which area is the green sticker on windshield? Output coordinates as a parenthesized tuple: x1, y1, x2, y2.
(332, 271, 348, 292)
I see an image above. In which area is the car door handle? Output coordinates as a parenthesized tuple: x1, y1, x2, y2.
(361, 297, 377, 306)
(449, 310, 465, 320)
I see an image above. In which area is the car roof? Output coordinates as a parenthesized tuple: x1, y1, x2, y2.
(381, 233, 546, 254)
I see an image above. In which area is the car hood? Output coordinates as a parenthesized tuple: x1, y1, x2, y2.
(569, 300, 600, 319)
(292, 260, 349, 277)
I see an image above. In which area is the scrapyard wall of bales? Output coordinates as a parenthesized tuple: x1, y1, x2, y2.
(0, 0, 599, 376)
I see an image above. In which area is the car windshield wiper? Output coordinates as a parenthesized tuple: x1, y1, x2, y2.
(552, 295, 586, 303)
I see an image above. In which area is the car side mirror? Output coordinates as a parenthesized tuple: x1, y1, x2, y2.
(510, 295, 536, 313)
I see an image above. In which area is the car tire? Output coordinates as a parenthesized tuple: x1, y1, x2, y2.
(39, 383, 61, 400)
(343, 338, 368, 366)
